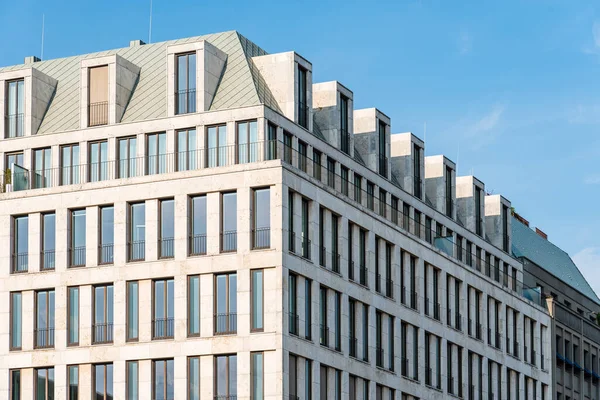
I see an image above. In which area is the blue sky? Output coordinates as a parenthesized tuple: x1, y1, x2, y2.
(2, 0, 599, 292)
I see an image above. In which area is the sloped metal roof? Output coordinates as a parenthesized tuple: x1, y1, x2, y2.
(512, 216, 600, 305)
(0, 31, 269, 134)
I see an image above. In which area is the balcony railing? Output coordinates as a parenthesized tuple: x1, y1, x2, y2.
(40, 250, 55, 270)
(5, 113, 24, 138)
(214, 313, 237, 335)
(159, 237, 175, 259)
(289, 232, 311, 260)
(99, 243, 114, 265)
(289, 313, 299, 336)
(93, 323, 113, 344)
(220, 231, 237, 253)
(69, 246, 86, 267)
(175, 89, 196, 114)
(89, 101, 108, 127)
(11, 253, 28, 273)
(252, 227, 270, 249)
(128, 240, 145, 262)
(34, 328, 55, 348)
(320, 324, 329, 347)
(152, 318, 174, 339)
(189, 234, 207, 256)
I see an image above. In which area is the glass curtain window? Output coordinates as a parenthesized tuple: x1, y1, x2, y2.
(35, 367, 54, 400)
(10, 292, 22, 349)
(215, 273, 237, 333)
(251, 270, 264, 331)
(153, 279, 175, 338)
(61, 144, 80, 185)
(153, 359, 174, 400)
(207, 124, 227, 167)
(35, 290, 55, 348)
(176, 53, 196, 114)
(93, 285, 114, 343)
(190, 196, 207, 255)
(251, 352, 264, 400)
(177, 129, 197, 171)
(118, 137, 137, 178)
(127, 361, 139, 400)
(147, 133, 167, 175)
(160, 200, 175, 258)
(127, 281, 139, 341)
(188, 357, 200, 400)
(253, 188, 270, 249)
(67, 287, 79, 345)
(68, 366, 78, 400)
(89, 141, 108, 182)
(221, 192, 237, 252)
(94, 364, 113, 400)
(33, 148, 52, 188)
(237, 120, 258, 163)
(129, 203, 145, 261)
(41, 213, 56, 270)
(188, 276, 200, 336)
(215, 355, 237, 398)
(6, 80, 24, 137)
(100, 206, 114, 264)
(70, 210, 86, 267)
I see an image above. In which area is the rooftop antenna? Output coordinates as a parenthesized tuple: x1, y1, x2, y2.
(40, 14, 45, 60)
(148, 0, 153, 44)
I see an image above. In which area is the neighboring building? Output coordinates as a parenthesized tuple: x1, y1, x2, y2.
(0, 31, 552, 399)
(514, 215, 600, 400)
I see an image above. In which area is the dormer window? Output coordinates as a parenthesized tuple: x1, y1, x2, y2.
(176, 53, 196, 114)
(5, 79, 24, 138)
(445, 166, 453, 218)
(378, 120, 387, 177)
(340, 94, 349, 154)
(413, 144, 422, 199)
(297, 65, 308, 129)
(88, 66, 108, 126)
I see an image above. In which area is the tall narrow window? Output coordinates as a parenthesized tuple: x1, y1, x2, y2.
(313, 150, 322, 180)
(176, 53, 197, 114)
(159, 199, 175, 258)
(61, 144, 80, 185)
(89, 141, 108, 182)
(305, 278, 312, 339)
(10, 370, 21, 400)
(251, 270, 264, 332)
(99, 206, 114, 264)
(340, 94, 349, 153)
(413, 144, 422, 198)
(288, 191, 295, 252)
(6, 79, 24, 137)
(251, 352, 264, 400)
(118, 136, 137, 178)
(67, 287, 79, 346)
(68, 365, 78, 400)
(13, 216, 28, 273)
(376, 311, 383, 367)
(188, 276, 200, 336)
(69, 209, 86, 267)
(367, 181, 375, 211)
(127, 361, 139, 400)
(425, 216, 432, 243)
(207, 124, 227, 167)
(215, 273, 237, 334)
(153, 279, 175, 339)
(290, 355, 298, 398)
(502, 205, 509, 252)
(190, 195, 207, 255)
(93, 285, 114, 344)
(327, 157, 336, 188)
(388, 316, 395, 371)
(266, 122, 277, 160)
(305, 360, 313, 400)
(93, 364, 113, 400)
(298, 65, 308, 129)
(378, 120, 387, 176)
(475, 186, 482, 236)
(363, 304, 369, 361)
(128, 203, 145, 261)
(41, 213, 56, 270)
(237, 120, 259, 163)
(88, 65, 108, 126)
(147, 132, 168, 175)
(289, 273, 298, 336)
(215, 355, 237, 399)
(283, 132, 293, 164)
(188, 357, 200, 400)
(331, 214, 340, 273)
(152, 359, 174, 400)
(359, 229, 367, 286)
(335, 291, 341, 351)
(341, 166, 349, 196)
(349, 299, 357, 357)
(252, 188, 271, 249)
(320, 286, 328, 347)
(33, 147, 52, 188)
(35, 367, 55, 400)
(379, 189, 387, 217)
(177, 128, 197, 171)
(127, 281, 139, 341)
(298, 141, 308, 172)
(301, 198, 310, 259)
(221, 192, 238, 252)
(354, 174, 362, 203)
(10, 292, 22, 350)
(445, 166, 453, 218)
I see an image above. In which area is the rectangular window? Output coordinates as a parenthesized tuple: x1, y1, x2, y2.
(414, 210, 421, 238)
(251, 352, 264, 400)
(288, 191, 295, 253)
(359, 229, 367, 286)
(177, 128, 197, 171)
(118, 136, 137, 178)
(305, 278, 312, 339)
(354, 174, 362, 203)
(68, 365, 78, 400)
(93, 364, 113, 400)
(221, 192, 238, 252)
(335, 291, 341, 351)
(188, 357, 200, 400)
(61, 144, 80, 185)
(215, 273, 237, 334)
(237, 120, 259, 164)
(301, 198, 310, 259)
(425, 216, 432, 243)
(187, 195, 207, 257)
(41, 213, 56, 270)
(367, 181, 375, 211)
(159, 199, 175, 258)
(391, 196, 399, 224)
(340, 94, 349, 153)
(379, 189, 387, 217)
(313, 149, 322, 180)
(35, 367, 55, 400)
(403, 203, 410, 231)
(298, 66, 308, 128)
(445, 166, 453, 218)
(320, 286, 329, 347)
(88, 65, 108, 126)
(215, 355, 237, 399)
(99, 206, 114, 264)
(67, 287, 79, 346)
(33, 147, 52, 188)
(327, 157, 336, 188)
(363, 304, 369, 361)
(10, 370, 20, 400)
(331, 214, 340, 273)
(376, 311, 383, 367)
(5, 152, 24, 170)
(69, 209, 86, 267)
(252, 188, 271, 249)
(378, 120, 387, 176)
(128, 203, 145, 261)
(88, 141, 108, 182)
(341, 166, 349, 196)
(146, 132, 168, 175)
(320, 365, 327, 400)
(298, 141, 308, 172)
(389, 316, 395, 371)
(126, 361, 139, 400)
(127, 281, 139, 341)
(5, 79, 24, 137)
(349, 299, 357, 357)
(283, 132, 293, 164)
(188, 275, 200, 336)
(10, 292, 22, 350)
(93, 285, 114, 344)
(153, 279, 175, 339)
(305, 360, 313, 400)
(413, 143, 422, 198)
(289, 273, 298, 335)
(502, 205, 509, 252)
(176, 53, 197, 114)
(251, 270, 264, 332)
(35, 289, 55, 348)
(152, 359, 174, 400)
(207, 124, 227, 167)
(475, 186, 482, 236)
(266, 123, 277, 160)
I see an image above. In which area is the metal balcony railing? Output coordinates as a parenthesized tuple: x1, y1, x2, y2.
(252, 227, 271, 249)
(11, 253, 28, 273)
(152, 318, 174, 339)
(214, 313, 237, 335)
(189, 234, 207, 256)
(128, 240, 145, 262)
(40, 250, 55, 270)
(5, 113, 24, 138)
(99, 243, 114, 265)
(88, 101, 108, 127)
(34, 328, 55, 348)
(221, 231, 237, 253)
(159, 237, 175, 259)
(93, 323, 113, 344)
(69, 246, 86, 267)
(175, 89, 196, 114)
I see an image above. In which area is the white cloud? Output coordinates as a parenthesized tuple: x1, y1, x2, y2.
(573, 247, 600, 298)
(584, 174, 600, 184)
(582, 21, 600, 55)
(458, 30, 472, 55)
(464, 105, 505, 139)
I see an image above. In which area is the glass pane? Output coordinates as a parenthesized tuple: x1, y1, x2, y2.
(216, 356, 227, 396)
(188, 358, 199, 400)
(107, 286, 114, 325)
(95, 366, 105, 399)
(222, 193, 237, 232)
(131, 204, 145, 242)
(229, 274, 237, 314)
(252, 270, 263, 330)
(72, 210, 86, 249)
(249, 121, 258, 162)
(69, 366, 78, 400)
(68, 287, 79, 344)
(192, 196, 207, 235)
(148, 135, 157, 174)
(154, 361, 165, 400)
(158, 133, 167, 173)
(43, 214, 56, 252)
(16, 216, 28, 255)
(167, 279, 174, 319)
(37, 291, 47, 331)
(11, 293, 22, 348)
(166, 360, 174, 400)
(238, 122, 248, 164)
(36, 369, 46, 400)
(127, 362, 138, 400)
(11, 370, 21, 400)
(189, 276, 199, 334)
(218, 126, 227, 167)
(177, 55, 187, 91)
(95, 287, 105, 324)
(188, 130, 197, 169)
(127, 282, 138, 340)
(155, 281, 165, 319)
(188, 54, 196, 90)
(252, 353, 264, 400)
(101, 207, 114, 246)
(160, 200, 175, 239)
(207, 127, 217, 167)
(216, 275, 227, 315)
(254, 189, 270, 230)
(229, 355, 238, 395)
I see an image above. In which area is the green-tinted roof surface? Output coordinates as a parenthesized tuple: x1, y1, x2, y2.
(512, 216, 600, 305)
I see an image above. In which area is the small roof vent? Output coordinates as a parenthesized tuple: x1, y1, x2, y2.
(24, 56, 41, 64)
(129, 40, 146, 47)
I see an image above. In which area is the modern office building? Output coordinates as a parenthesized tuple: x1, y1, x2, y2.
(514, 214, 600, 400)
(0, 30, 553, 399)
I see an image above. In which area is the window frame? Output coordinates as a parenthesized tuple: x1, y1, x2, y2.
(214, 272, 238, 335)
(88, 140, 109, 182)
(236, 120, 259, 164)
(176, 128, 197, 171)
(67, 286, 79, 346)
(187, 275, 200, 337)
(250, 269, 264, 332)
(60, 143, 80, 186)
(10, 292, 22, 351)
(34, 367, 55, 400)
(98, 205, 114, 265)
(126, 281, 139, 342)
(92, 363, 113, 400)
(152, 359, 174, 400)
(67, 365, 78, 400)
(117, 136, 137, 178)
(40, 212, 56, 270)
(175, 52, 197, 114)
(152, 278, 175, 340)
(206, 124, 228, 167)
(126, 361, 139, 400)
